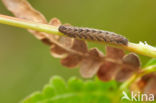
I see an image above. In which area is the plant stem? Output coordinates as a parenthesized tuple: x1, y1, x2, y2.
(123, 42, 156, 58)
(0, 14, 63, 36)
(114, 65, 156, 103)
(120, 65, 156, 91)
(0, 14, 156, 58)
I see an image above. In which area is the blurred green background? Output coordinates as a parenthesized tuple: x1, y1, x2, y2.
(0, 0, 156, 103)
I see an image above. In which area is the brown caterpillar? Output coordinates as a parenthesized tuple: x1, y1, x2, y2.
(58, 25, 128, 45)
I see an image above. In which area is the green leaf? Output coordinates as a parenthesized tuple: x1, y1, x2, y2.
(22, 76, 117, 103)
(68, 77, 83, 92)
(50, 76, 66, 94)
(23, 92, 43, 103)
(42, 85, 55, 99)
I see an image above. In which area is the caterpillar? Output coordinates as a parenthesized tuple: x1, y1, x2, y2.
(58, 25, 128, 45)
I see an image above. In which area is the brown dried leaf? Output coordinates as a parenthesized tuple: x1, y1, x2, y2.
(2, 0, 48, 40)
(130, 73, 156, 93)
(71, 39, 88, 53)
(2, 0, 47, 23)
(115, 53, 140, 82)
(50, 45, 68, 58)
(144, 76, 156, 96)
(123, 53, 140, 67)
(96, 46, 124, 81)
(106, 46, 124, 59)
(61, 54, 82, 68)
(80, 48, 104, 78)
(60, 39, 88, 67)
(115, 66, 135, 82)
(49, 18, 61, 27)
(97, 46, 141, 82)
(57, 37, 73, 48)
(97, 61, 119, 81)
